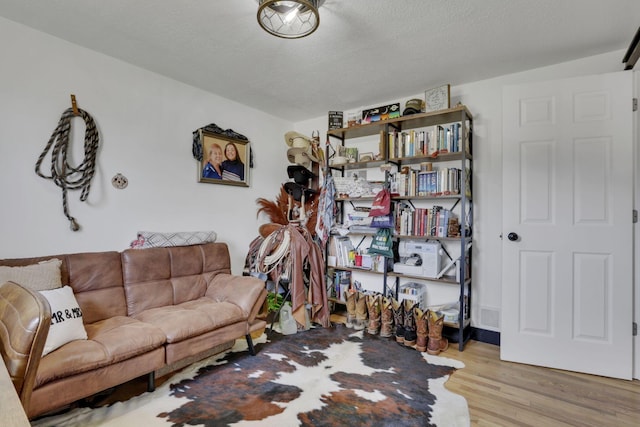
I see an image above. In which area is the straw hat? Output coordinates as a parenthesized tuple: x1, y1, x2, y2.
(285, 131, 321, 166)
(287, 147, 319, 167)
(284, 131, 313, 148)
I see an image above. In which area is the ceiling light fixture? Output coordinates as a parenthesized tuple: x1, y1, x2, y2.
(257, 0, 322, 39)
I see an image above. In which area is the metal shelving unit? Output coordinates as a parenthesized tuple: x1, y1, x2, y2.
(326, 106, 474, 350)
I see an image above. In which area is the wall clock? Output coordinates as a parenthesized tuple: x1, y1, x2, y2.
(424, 84, 450, 112)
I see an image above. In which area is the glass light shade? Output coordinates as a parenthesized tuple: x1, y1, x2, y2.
(257, 0, 320, 39)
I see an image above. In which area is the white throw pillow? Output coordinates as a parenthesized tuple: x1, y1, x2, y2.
(0, 258, 62, 291)
(39, 286, 88, 356)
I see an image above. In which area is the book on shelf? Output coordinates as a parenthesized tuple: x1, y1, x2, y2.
(427, 170, 438, 195)
(464, 167, 472, 198)
(436, 208, 451, 237)
(346, 210, 372, 227)
(388, 129, 396, 159)
(387, 121, 469, 160)
(417, 171, 428, 196)
(333, 270, 352, 302)
(429, 205, 442, 236)
(394, 204, 459, 238)
(390, 167, 467, 198)
(348, 225, 378, 234)
(332, 236, 355, 267)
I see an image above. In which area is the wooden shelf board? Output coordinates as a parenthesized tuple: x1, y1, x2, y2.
(327, 105, 473, 140)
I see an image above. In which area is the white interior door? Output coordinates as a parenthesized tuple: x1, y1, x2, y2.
(501, 71, 633, 379)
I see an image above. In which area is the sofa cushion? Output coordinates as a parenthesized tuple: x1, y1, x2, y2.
(39, 286, 88, 356)
(35, 316, 165, 387)
(66, 251, 127, 323)
(122, 243, 232, 317)
(0, 258, 62, 291)
(180, 298, 246, 328)
(133, 297, 244, 344)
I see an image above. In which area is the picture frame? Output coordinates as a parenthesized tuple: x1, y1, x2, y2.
(338, 146, 358, 162)
(198, 130, 250, 187)
(424, 84, 451, 113)
(358, 152, 374, 162)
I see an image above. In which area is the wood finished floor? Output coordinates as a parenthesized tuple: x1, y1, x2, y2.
(443, 340, 640, 426)
(68, 336, 640, 427)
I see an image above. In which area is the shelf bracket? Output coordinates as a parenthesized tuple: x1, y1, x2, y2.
(422, 237, 454, 261)
(354, 235, 367, 251)
(440, 243, 453, 262)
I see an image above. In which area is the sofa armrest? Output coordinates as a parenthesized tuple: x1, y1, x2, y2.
(0, 281, 51, 419)
(205, 274, 266, 320)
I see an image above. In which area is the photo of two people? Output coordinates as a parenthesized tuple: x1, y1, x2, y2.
(199, 132, 249, 187)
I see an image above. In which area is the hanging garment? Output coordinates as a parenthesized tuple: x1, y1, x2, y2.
(315, 174, 335, 245)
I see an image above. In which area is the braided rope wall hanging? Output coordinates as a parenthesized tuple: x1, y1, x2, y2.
(35, 97, 100, 231)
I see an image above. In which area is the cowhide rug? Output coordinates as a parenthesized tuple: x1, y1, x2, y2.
(32, 325, 469, 427)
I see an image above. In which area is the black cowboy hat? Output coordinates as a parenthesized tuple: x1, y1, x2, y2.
(284, 182, 317, 202)
(287, 165, 316, 185)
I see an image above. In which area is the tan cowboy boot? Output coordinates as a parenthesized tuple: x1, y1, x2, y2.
(366, 294, 381, 335)
(391, 297, 405, 344)
(380, 296, 394, 338)
(354, 291, 368, 330)
(343, 289, 357, 328)
(403, 300, 418, 348)
(427, 310, 449, 355)
(414, 307, 429, 352)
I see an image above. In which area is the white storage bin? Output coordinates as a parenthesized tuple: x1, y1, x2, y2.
(398, 282, 427, 309)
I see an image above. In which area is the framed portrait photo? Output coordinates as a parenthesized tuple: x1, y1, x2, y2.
(198, 130, 250, 187)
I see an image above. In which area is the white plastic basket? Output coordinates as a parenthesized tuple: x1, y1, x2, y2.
(398, 282, 426, 309)
(333, 176, 357, 195)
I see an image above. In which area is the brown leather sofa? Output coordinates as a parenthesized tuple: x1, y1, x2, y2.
(0, 242, 267, 420)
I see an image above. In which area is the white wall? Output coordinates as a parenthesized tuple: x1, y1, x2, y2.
(1, 17, 633, 337)
(296, 50, 629, 332)
(0, 17, 293, 273)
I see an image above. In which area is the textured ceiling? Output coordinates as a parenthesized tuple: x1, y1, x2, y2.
(0, 0, 638, 122)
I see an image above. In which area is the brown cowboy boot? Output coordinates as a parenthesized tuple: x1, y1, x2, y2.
(343, 289, 357, 328)
(354, 291, 368, 330)
(366, 294, 381, 335)
(414, 307, 429, 352)
(427, 310, 449, 355)
(391, 297, 405, 344)
(403, 300, 418, 348)
(380, 296, 394, 338)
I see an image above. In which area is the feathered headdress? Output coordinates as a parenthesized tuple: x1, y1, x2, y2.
(256, 185, 318, 237)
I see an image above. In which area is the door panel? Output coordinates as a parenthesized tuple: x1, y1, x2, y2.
(521, 140, 554, 223)
(573, 252, 610, 341)
(502, 71, 633, 379)
(519, 250, 553, 335)
(574, 137, 611, 223)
